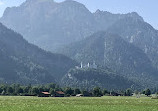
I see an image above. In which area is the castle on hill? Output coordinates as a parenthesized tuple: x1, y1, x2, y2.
(76, 61, 97, 69)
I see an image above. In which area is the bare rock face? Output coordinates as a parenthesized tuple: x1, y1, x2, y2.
(1, 0, 153, 54)
(60, 32, 158, 87)
(1, 0, 144, 52)
(107, 17, 158, 69)
(0, 0, 96, 51)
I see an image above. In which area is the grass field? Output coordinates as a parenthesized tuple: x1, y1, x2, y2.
(0, 96, 158, 111)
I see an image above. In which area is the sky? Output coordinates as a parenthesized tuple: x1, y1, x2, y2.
(0, 0, 157, 29)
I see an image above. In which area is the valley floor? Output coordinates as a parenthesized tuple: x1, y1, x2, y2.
(0, 96, 157, 111)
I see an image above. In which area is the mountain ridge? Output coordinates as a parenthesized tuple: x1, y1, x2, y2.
(59, 31, 158, 87)
(0, 0, 150, 52)
(61, 68, 140, 90)
(0, 22, 77, 84)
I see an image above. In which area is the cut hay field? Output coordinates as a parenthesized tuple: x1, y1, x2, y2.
(0, 96, 158, 111)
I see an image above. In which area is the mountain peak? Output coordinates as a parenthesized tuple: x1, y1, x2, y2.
(95, 9, 113, 15)
(25, 0, 54, 3)
(63, 0, 79, 3)
(61, 0, 86, 8)
(21, 0, 55, 7)
(126, 12, 144, 21)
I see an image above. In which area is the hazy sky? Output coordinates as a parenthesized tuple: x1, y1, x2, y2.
(0, 0, 157, 29)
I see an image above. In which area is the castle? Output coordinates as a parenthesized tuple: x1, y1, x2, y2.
(76, 61, 97, 69)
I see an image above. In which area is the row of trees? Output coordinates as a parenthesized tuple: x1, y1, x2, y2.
(0, 83, 152, 97)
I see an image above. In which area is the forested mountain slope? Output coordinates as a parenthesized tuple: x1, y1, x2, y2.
(0, 23, 77, 84)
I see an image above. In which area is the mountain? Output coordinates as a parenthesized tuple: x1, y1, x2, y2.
(0, 23, 142, 89)
(0, 22, 77, 84)
(0, 0, 144, 52)
(93, 10, 144, 31)
(1, 0, 158, 88)
(59, 32, 158, 87)
(107, 16, 158, 69)
(1, 0, 158, 55)
(0, 0, 96, 51)
(61, 68, 140, 90)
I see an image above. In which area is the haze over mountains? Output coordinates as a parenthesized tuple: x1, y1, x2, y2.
(0, 23, 77, 84)
(0, 0, 96, 51)
(60, 32, 158, 87)
(0, 0, 158, 89)
(0, 0, 146, 52)
(0, 22, 136, 89)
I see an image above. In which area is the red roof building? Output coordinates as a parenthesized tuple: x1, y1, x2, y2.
(55, 91, 65, 97)
(38, 92, 51, 97)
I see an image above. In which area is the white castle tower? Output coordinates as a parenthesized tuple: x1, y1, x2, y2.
(80, 62, 83, 68)
(79, 61, 97, 69)
(87, 63, 90, 68)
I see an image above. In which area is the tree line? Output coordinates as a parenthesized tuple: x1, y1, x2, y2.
(0, 83, 154, 97)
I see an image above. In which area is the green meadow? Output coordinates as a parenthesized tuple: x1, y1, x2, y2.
(0, 96, 158, 111)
